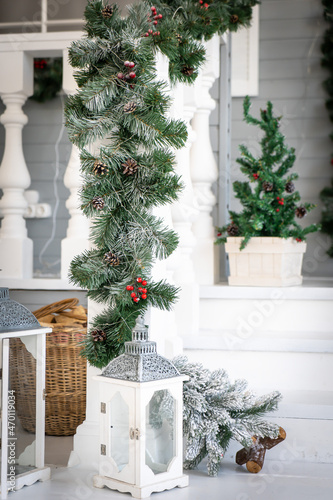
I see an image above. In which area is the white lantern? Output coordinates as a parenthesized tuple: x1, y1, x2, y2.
(93, 317, 189, 498)
(0, 288, 51, 499)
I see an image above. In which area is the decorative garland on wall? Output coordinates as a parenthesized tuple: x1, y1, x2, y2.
(65, 0, 259, 368)
(320, 0, 333, 256)
(30, 58, 63, 103)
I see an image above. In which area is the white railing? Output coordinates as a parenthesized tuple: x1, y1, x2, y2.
(0, 32, 222, 291)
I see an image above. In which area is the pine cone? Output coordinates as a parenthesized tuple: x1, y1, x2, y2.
(262, 181, 273, 192)
(230, 14, 239, 24)
(227, 223, 240, 236)
(93, 159, 108, 176)
(285, 181, 295, 193)
(123, 101, 137, 113)
(91, 329, 106, 342)
(295, 206, 307, 218)
(92, 196, 105, 210)
(104, 251, 120, 266)
(181, 65, 194, 76)
(122, 158, 138, 175)
(101, 5, 113, 18)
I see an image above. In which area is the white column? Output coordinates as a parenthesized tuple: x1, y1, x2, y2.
(61, 49, 90, 280)
(147, 52, 183, 359)
(0, 52, 34, 279)
(170, 84, 200, 337)
(190, 36, 220, 285)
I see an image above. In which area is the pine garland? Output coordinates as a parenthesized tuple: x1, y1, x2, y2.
(216, 96, 320, 249)
(65, 0, 259, 368)
(174, 357, 281, 477)
(320, 0, 333, 256)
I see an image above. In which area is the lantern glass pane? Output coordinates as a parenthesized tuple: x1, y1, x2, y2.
(109, 392, 129, 472)
(3, 336, 38, 481)
(145, 389, 176, 475)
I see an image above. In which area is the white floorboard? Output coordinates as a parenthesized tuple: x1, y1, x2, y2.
(9, 457, 333, 500)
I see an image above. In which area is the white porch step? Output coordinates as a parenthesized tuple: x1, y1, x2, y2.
(183, 279, 333, 463)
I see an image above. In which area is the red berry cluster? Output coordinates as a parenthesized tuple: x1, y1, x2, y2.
(275, 196, 284, 213)
(126, 277, 148, 303)
(253, 173, 259, 180)
(296, 237, 303, 242)
(34, 59, 47, 69)
(117, 61, 136, 82)
(199, 0, 209, 9)
(144, 6, 162, 37)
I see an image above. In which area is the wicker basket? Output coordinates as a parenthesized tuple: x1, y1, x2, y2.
(9, 299, 87, 436)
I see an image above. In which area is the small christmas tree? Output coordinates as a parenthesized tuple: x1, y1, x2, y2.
(320, 0, 333, 256)
(216, 96, 320, 249)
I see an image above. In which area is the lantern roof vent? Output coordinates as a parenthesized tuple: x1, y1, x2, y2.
(0, 287, 42, 333)
(102, 316, 180, 382)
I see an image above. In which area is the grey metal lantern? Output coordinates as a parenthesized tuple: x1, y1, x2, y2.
(93, 316, 189, 498)
(0, 288, 51, 499)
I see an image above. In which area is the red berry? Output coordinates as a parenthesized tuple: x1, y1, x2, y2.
(141, 294, 147, 299)
(153, 20, 158, 25)
(126, 285, 132, 291)
(117, 72, 124, 79)
(142, 280, 147, 286)
(137, 277, 143, 283)
(217, 232, 222, 237)
(276, 196, 280, 200)
(142, 288, 147, 294)
(138, 287, 143, 292)
(131, 292, 136, 298)
(133, 297, 140, 303)
(253, 173, 259, 180)
(124, 60, 130, 67)
(276, 208, 280, 212)
(129, 71, 136, 79)
(145, 32, 149, 37)
(128, 61, 135, 68)
(158, 14, 163, 19)
(296, 238, 302, 242)
(199, 0, 203, 3)
(204, 2, 209, 8)
(157, 31, 160, 35)
(148, 29, 153, 33)
(151, 6, 156, 11)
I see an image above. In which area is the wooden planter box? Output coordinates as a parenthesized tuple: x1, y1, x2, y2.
(225, 237, 307, 286)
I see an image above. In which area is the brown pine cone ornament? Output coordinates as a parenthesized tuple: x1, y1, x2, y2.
(262, 181, 273, 192)
(122, 158, 138, 175)
(230, 14, 239, 24)
(93, 159, 108, 176)
(92, 196, 105, 210)
(296, 206, 307, 218)
(101, 5, 113, 18)
(91, 329, 106, 342)
(285, 181, 295, 193)
(104, 251, 120, 266)
(181, 65, 194, 76)
(123, 101, 137, 113)
(227, 223, 240, 236)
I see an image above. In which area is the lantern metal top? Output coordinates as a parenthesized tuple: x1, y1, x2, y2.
(102, 316, 180, 382)
(0, 287, 42, 333)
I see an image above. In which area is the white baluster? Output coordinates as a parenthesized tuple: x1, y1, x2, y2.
(0, 52, 33, 279)
(190, 36, 220, 285)
(61, 50, 90, 281)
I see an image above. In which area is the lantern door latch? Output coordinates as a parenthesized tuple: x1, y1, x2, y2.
(43, 389, 47, 400)
(130, 427, 140, 440)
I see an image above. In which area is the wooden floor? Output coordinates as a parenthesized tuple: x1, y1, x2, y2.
(9, 436, 333, 500)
